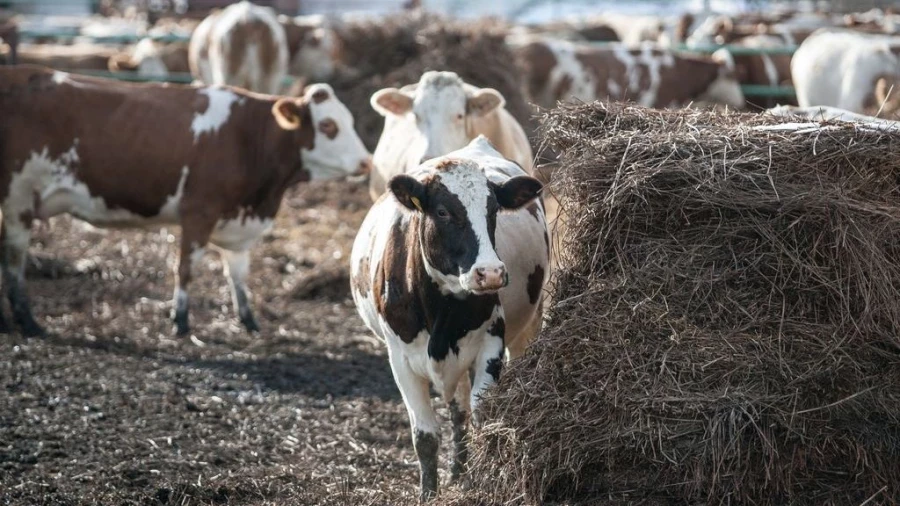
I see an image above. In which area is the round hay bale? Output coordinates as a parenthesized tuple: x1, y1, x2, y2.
(452, 103, 900, 505)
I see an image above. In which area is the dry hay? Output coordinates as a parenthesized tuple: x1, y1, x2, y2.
(329, 12, 535, 151)
(451, 103, 900, 505)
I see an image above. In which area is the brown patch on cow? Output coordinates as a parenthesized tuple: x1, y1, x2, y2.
(373, 219, 424, 344)
(674, 13, 694, 43)
(575, 24, 619, 42)
(515, 41, 558, 107)
(526, 264, 545, 305)
(312, 88, 329, 104)
(434, 159, 459, 172)
(573, 49, 629, 102)
(225, 18, 280, 89)
(553, 74, 573, 104)
(526, 202, 541, 221)
(318, 118, 339, 140)
(160, 43, 190, 74)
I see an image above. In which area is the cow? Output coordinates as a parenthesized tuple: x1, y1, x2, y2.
(0, 65, 372, 337)
(369, 71, 534, 202)
(350, 136, 548, 500)
(2, 43, 118, 71)
(791, 29, 900, 114)
(108, 38, 191, 77)
(511, 37, 745, 110)
(189, 1, 288, 94)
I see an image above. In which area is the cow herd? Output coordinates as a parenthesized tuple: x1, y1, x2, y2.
(2, 1, 900, 501)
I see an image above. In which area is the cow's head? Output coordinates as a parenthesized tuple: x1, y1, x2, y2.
(273, 83, 372, 179)
(371, 71, 505, 170)
(280, 15, 342, 81)
(698, 49, 745, 109)
(388, 138, 542, 295)
(109, 38, 170, 77)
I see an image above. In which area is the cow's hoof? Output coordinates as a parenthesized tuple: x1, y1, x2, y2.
(20, 320, 46, 338)
(173, 320, 190, 337)
(240, 314, 260, 333)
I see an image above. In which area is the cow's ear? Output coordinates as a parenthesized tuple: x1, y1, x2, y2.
(371, 88, 413, 116)
(108, 53, 138, 72)
(492, 176, 542, 210)
(273, 98, 303, 130)
(389, 175, 427, 212)
(466, 88, 504, 117)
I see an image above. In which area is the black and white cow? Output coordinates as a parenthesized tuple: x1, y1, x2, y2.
(350, 136, 549, 500)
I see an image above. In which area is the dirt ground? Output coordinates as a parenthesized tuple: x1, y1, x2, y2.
(0, 180, 472, 505)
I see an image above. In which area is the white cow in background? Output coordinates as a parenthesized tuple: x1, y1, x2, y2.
(369, 71, 534, 202)
(791, 29, 900, 113)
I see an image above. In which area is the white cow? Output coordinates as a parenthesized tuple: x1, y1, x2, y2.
(369, 71, 534, 202)
(791, 29, 900, 113)
(189, 1, 288, 94)
(351, 136, 548, 500)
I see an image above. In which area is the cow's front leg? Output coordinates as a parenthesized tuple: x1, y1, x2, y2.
(173, 218, 214, 336)
(450, 374, 472, 484)
(220, 249, 259, 332)
(470, 313, 505, 426)
(388, 343, 440, 501)
(1, 216, 40, 336)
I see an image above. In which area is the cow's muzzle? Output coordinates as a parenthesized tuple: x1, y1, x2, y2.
(469, 264, 508, 294)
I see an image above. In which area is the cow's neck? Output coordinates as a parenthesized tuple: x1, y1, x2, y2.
(229, 101, 310, 219)
(406, 217, 500, 361)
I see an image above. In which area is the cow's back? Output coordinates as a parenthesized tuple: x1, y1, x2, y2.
(0, 66, 266, 224)
(193, 2, 288, 94)
(792, 29, 900, 111)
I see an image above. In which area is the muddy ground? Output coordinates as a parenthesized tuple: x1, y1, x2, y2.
(0, 180, 471, 505)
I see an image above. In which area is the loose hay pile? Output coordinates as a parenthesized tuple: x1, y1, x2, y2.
(330, 13, 534, 150)
(457, 104, 900, 505)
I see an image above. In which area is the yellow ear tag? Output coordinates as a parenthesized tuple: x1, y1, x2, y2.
(411, 197, 423, 212)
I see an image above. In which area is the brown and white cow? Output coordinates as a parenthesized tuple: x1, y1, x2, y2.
(512, 37, 745, 110)
(351, 136, 548, 500)
(108, 38, 191, 77)
(189, 1, 288, 94)
(0, 65, 372, 336)
(3, 43, 117, 71)
(791, 29, 900, 114)
(279, 14, 343, 82)
(369, 71, 534, 202)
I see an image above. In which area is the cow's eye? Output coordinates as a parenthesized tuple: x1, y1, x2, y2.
(456, 114, 464, 120)
(436, 208, 451, 220)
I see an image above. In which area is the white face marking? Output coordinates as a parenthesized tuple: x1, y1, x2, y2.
(191, 87, 243, 142)
(406, 73, 471, 167)
(301, 84, 371, 179)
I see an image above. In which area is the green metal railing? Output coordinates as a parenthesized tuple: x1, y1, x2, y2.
(19, 29, 191, 44)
